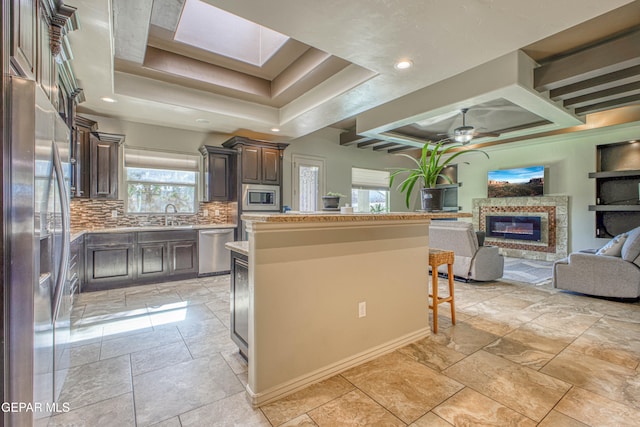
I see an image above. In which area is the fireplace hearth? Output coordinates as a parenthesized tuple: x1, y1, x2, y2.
(487, 215, 542, 242)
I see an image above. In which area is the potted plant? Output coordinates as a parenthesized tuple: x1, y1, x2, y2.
(322, 192, 345, 210)
(389, 141, 489, 211)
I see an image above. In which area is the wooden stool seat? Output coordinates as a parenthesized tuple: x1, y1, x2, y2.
(428, 248, 456, 334)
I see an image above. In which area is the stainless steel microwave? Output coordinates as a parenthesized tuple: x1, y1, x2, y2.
(242, 184, 280, 211)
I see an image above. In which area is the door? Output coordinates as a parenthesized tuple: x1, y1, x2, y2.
(292, 155, 325, 212)
(261, 147, 280, 184)
(90, 135, 118, 198)
(241, 146, 261, 183)
(170, 241, 198, 275)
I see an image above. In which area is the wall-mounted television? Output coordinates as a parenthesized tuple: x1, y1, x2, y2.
(488, 166, 544, 198)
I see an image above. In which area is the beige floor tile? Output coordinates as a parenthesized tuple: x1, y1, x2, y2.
(433, 387, 536, 426)
(342, 351, 463, 424)
(398, 336, 466, 372)
(483, 322, 573, 370)
(430, 322, 502, 354)
(131, 341, 193, 376)
(148, 417, 182, 427)
(307, 389, 405, 427)
(462, 315, 518, 336)
(540, 348, 640, 408)
(57, 342, 101, 370)
(48, 392, 135, 427)
(530, 311, 602, 336)
(133, 354, 243, 426)
(409, 411, 453, 426)
(179, 391, 270, 426)
(147, 302, 216, 328)
(555, 387, 640, 427)
(279, 414, 319, 426)
(100, 326, 182, 359)
(183, 328, 238, 359)
(260, 376, 354, 426)
(567, 317, 640, 369)
(443, 350, 570, 422)
(59, 355, 132, 411)
(538, 410, 588, 427)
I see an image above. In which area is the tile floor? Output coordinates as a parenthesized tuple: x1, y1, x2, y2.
(47, 271, 640, 426)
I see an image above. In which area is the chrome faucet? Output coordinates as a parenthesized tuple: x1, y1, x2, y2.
(164, 203, 177, 226)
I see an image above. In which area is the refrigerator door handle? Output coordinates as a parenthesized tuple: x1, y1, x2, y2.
(51, 141, 70, 322)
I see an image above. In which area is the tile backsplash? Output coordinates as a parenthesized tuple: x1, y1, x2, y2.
(70, 199, 235, 232)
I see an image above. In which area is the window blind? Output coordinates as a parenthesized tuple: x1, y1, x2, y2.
(124, 147, 200, 172)
(352, 167, 390, 190)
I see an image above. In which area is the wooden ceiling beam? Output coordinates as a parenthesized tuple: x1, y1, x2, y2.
(564, 81, 640, 108)
(340, 129, 371, 146)
(549, 65, 640, 100)
(356, 139, 384, 148)
(575, 93, 640, 115)
(534, 30, 640, 91)
(373, 142, 399, 151)
(387, 145, 418, 153)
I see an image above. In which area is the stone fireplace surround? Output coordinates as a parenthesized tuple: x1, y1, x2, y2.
(472, 196, 569, 261)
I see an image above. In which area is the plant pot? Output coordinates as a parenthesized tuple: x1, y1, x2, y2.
(322, 196, 340, 210)
(420, 188, 444, 212)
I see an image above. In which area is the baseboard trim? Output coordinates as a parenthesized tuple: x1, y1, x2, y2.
(245, 327, 430, 407)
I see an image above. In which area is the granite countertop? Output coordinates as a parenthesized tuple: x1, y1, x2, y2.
(71, 223, 237, 242)
(241, 212, 471, 223)
(225, 241, 248, 256)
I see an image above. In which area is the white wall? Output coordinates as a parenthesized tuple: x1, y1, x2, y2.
(457, 123, 640, 252)
(82, 115, 416, 211)
(282, 127, 417, 212)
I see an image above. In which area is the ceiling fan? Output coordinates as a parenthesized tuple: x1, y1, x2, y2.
(447, 108, 500, 144)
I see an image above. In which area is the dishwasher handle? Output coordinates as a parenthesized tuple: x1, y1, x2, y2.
(199, 229, 234, 235)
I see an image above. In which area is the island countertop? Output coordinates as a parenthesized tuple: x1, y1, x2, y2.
(242, 211, 471, 223)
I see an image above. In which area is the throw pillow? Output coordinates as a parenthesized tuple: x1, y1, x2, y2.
(596, 233, 628, 256)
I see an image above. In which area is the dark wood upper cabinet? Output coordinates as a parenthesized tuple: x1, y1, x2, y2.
(200, 146, 237, 202)
(90, 134, 118, 199)
(11, 0, 37, 78)
(222, 136, 288, 186)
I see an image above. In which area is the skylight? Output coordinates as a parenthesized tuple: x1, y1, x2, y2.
(174, 0, 290, 67)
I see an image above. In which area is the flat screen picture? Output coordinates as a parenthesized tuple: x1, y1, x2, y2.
(488, 166, 544, 198)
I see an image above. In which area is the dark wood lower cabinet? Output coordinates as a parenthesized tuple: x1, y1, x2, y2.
(82, 230, 199, 291)
(169, 240, 198, 276)
(230, 250, 249, 359)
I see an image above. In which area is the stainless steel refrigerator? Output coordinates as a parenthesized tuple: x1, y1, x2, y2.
(6, 76, 71, 426)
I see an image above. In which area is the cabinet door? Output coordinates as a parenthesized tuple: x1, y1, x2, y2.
(72, 126, 91, 198)
(11, 0, 37, 78)
(169, 241, 198, 276)
(209, 153, 231, 201)
(138, 242, 168, 281)
(230, 253, 249, 356)
(90, 135, 118, 199)
(85, 245, 134, 290)
(241, 146, 262, 183)
(261, 148, 280, 185)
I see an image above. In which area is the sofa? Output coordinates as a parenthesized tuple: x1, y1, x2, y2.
(553, 226, 640, 298)
(429, 220, 504, 281)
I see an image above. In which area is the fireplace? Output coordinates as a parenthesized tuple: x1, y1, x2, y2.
(486, 215, 542, 242)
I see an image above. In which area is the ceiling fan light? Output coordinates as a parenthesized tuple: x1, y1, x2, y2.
(454, 126, 474, 143)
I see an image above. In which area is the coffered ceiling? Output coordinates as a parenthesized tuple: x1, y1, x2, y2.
(67, 0, 640, 149)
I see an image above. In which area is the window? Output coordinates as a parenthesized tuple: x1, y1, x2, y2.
(125, 148, 200, 214)
(351, 167, 390, 213)
(292, 155, 325, 212)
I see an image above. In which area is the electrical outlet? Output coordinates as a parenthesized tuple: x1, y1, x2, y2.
(358, 301, 366, 318)
(202, 209, 208, 217)
(215, 209, 220, 216)
(111, 210, 118, 218)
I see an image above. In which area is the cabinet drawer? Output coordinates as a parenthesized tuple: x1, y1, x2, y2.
(86, 232, 134, 246)
(138, 230, 197, 243)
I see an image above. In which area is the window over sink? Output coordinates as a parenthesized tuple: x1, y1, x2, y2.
(125, 148, 200, 214)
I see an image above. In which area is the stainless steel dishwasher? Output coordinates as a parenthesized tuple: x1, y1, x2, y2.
(198, 228, 235, 275)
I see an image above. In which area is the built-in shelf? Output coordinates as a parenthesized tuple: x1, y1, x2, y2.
(590, 140, 640, 238)
(589, 205, 640, 212)
(588, 169, 640, 179)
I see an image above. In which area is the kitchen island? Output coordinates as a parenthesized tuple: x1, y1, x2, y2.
(239, 211, 470, 406)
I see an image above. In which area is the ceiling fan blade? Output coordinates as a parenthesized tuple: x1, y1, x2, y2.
(413, 110, 462, 128)
(473, 131, 500, 138)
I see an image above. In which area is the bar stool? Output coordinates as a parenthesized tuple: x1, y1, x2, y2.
(428, 248, 456, 334)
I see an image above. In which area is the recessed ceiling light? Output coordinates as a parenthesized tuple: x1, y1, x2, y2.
(271, 128, 280, 132)
(100, 97, 117, 103)
(195, 118, 210, 124)
(394, 60, 413, 70)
